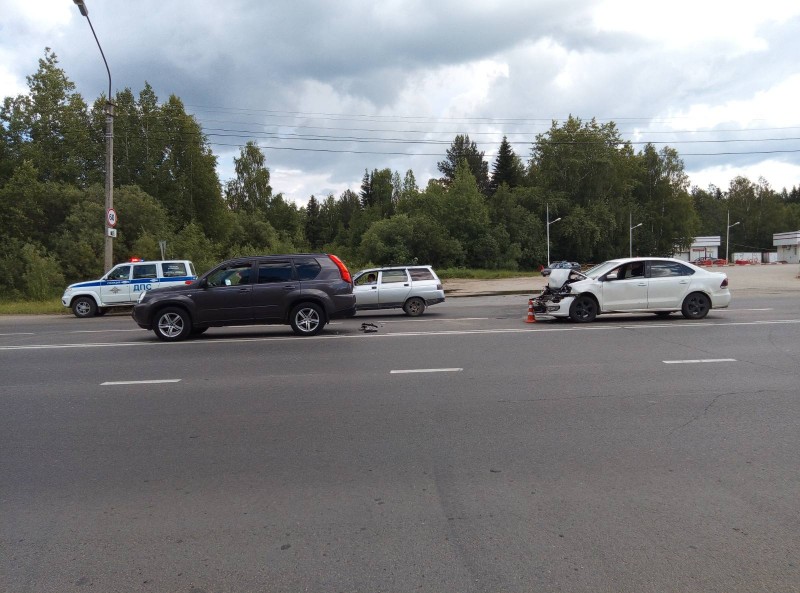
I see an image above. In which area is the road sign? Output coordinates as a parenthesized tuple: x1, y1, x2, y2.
(107, 208, 117, 227)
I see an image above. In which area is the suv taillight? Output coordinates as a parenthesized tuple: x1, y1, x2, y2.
(720, 277, 728, 288)
(327, 254, 352, 284)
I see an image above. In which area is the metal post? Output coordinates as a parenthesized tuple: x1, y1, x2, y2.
(546, 203, 550, 266)
(726, 210, 740, 264)
(629, 212, 642, 258)
(545, 203, 561, 267)
(74, 0, 114, 271)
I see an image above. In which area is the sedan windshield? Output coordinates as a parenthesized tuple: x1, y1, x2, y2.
(582, 260, 624, 279)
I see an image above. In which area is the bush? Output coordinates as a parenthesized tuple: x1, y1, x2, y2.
(21, 243, 65, 300)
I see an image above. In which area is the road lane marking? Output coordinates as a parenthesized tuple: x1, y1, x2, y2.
(663, 359, 737, 364)
(71, 328, 143, 334)
(2, 319, 799, 351)
(0, 332, 35, 336)
(101, 379, 182, 385)
(390, 368, 463, 374)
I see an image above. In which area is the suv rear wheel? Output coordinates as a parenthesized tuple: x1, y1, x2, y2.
(290, 302, 325, 336)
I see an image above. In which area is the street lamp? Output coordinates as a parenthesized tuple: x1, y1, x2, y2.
(546, 203, 561, 266)
(73, 0, 115, 272)
(629, 212, 642, 258)
(726, 211, 740, 264)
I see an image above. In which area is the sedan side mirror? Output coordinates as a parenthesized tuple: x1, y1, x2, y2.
(604, 271, 619, 281)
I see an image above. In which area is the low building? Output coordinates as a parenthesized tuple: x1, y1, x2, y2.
(673, 236, 721, 262)
(773, 231, 800, 264)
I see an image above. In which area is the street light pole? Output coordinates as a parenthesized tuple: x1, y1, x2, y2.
(74, 0, 114, 272)
(629, 212, 642, 258)
(546, 203, 561, 267)
(726, 210, 740, 264)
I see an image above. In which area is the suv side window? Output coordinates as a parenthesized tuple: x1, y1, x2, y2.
(133, 264, 158, 279)
(381, 269, 408, 284)
(257, 261, 294, 283)
(107, 265, 131, 281)
(162, 262, 188, 277)
(207, 263, 252, 287)
(409, 268, 434, 281)
(294, 258, 321, 281)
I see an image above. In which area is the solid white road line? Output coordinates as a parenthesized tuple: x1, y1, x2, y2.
(663, 359, 737, 364)
(101, 379, 182, 385)
(390, 368, 463, 374)
(2, 319, 799, 351)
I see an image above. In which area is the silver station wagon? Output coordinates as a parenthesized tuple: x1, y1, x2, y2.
(352, 265, 445, 316)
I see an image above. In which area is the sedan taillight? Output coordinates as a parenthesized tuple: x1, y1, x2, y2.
(720, 277, 729, 288)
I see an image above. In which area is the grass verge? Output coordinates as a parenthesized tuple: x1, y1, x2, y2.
(0, 298, 67, 315)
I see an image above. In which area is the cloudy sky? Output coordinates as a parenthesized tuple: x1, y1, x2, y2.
(2, 0, 799, 205)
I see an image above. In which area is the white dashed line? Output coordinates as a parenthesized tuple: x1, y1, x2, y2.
(101, 379, 182, 385)
(390, 368, 463, 374)
(663, 359, 737, 364)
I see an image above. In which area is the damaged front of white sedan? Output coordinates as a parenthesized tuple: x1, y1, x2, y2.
(531, 257, 731, 322)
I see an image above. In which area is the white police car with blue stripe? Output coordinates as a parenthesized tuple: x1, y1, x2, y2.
(62, 259, 196, 318)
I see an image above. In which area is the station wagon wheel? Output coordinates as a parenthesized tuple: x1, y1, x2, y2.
(569, 295, 597, 323)
(681, 292, 710, 320)
(290, 302, 325, 336)
(403, 297, 426, 317)
(72, 296, 97, 318)
(153, 307, 191, 341)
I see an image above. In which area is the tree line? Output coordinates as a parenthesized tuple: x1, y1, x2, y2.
(2, 49, 799, 300)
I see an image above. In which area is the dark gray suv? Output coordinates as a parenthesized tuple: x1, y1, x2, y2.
(132, 254, 356, 341)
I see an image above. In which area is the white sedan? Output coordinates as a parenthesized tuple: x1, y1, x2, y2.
(532, 257, 731, 322)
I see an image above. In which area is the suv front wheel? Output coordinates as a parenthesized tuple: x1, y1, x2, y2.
(290, 302, 325, 336)
(154, 307, 192, 341)
(72, 296, 97, 318)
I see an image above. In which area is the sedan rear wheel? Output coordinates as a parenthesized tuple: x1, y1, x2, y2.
(569, 295, 597, 323)
(153, 307, 191, 341)
(681, 292, 711, 320)
(290, 302, 325, 336)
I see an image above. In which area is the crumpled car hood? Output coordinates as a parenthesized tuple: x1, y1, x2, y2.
(547, 268, 587, 289)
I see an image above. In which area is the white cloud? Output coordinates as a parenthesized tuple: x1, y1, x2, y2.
(665, 74, 800, 130)
(688, 159, 800, 192)
(593, 0, 800, 52)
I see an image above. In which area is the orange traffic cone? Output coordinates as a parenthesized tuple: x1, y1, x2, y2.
(525, 298, 536, 323)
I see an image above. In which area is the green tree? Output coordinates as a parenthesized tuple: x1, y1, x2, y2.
(0, 49, 92, 185)
(438, 134, 490, 194)
(225, 141, 273, 214)
(304, 195, 322, 250)
(529, 116, 638, 261)
(632, 145, 699, 256)
(489, 136, 524, 194)
(359, 214, 463, 267)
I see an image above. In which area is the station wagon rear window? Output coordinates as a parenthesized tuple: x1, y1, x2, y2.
(409, 268, 435, 281)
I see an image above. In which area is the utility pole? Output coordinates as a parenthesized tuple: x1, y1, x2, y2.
(74, 0, 115, 272)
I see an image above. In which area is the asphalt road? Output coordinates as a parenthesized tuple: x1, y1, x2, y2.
(2, 295, 799, 592)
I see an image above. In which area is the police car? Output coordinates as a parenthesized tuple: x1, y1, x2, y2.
(62, 259, 197, 318)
